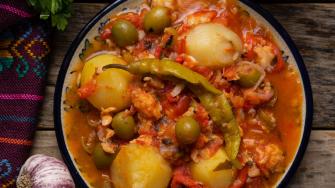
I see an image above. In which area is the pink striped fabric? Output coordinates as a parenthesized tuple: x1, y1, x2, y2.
(0, 4, 32, 18)
(0, 94, 43, 101)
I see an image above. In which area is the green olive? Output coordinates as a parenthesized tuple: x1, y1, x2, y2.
(175, 116, 200, 144)
(92, 144, 116, 169)
(237, 63, 262, 88)
(111, 19, 139, 47)
(112, 111, 136, 140)
(144, 7, 171, 34)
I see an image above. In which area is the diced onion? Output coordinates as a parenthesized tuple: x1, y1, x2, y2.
(170, 83, 185, 97)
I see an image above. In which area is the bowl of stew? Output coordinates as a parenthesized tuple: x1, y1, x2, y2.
(54, 0, 313, 187)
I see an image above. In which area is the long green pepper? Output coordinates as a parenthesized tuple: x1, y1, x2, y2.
(103, 58, 221, 95)
(191, 88, 241, 160)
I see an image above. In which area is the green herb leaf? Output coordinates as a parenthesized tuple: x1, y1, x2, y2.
(27, 0, 73, 31)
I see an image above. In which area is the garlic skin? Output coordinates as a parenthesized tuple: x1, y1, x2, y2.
(16, 154, 75, 188)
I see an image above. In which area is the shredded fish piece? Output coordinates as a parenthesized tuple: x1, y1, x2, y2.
(248, 163, 261, 177)
(131, 87, 162, 120)
(105, 128, 115, 140)
(143, 76, 165, 89)
(171, 83, 185, 97)
(101, 115, 113, 126)
(101, 142, 118, 154)
(101, 107, 117, 115)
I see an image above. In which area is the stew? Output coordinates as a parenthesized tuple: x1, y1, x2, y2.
(63, 0, 303, 187)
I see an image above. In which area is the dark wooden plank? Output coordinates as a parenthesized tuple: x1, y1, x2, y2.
(31, 130, 335, 187)
(38, 85, 54, 129)
(31, 130, 62, 159)
(262, 4, 335, 129)
(288, 130, 335, 187)
(39, 3, 335, 129)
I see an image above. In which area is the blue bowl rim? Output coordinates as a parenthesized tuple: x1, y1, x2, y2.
(54, 0, 313, 187)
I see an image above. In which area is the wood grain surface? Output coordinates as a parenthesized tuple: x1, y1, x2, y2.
(32, 2, 335, 188)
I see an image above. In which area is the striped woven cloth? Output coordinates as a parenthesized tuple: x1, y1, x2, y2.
(0, 1, 50, 187)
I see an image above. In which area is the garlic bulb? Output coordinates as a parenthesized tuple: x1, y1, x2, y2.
(16, 154, 75, 188)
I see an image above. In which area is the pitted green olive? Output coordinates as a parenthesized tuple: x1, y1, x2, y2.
(112, 111, 136, 140)
(175, 116, 200, 144)
(111, 19, 138, 47)
(144, 7, 171, 34)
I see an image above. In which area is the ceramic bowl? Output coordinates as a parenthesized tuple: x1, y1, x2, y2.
(54, 0, 313, 187)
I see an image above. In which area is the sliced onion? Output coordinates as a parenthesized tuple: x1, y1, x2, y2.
(85, 51, 120, 62)
(81, 131, 97, 154)
(86, 111, 101, 127)
(170, 83, 185, 97)
(102, 174, 112, 188)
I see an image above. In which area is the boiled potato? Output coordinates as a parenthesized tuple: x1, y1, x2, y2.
(151, 0, 176, 10)
(111, 143, 172, 188)
(186, 23, 242, 68)
(190, 149, 236, 188)
(80, 54, 133, 111)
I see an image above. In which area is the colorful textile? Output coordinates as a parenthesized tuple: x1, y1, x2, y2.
(0, 0, 33, 31)
(0, 1, 50, 187)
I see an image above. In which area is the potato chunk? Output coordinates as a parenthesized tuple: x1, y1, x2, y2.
(186, 23, 242, 68)
(151, 0, 176, 10)
(80, 54, 133, 111)
(111, 143, 172, 188)
(190, 149, 236, 188)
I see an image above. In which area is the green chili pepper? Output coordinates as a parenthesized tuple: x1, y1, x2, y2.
(103, 58, 221, 95)
(193, 91, 234, 124)
(191, 88, 240, 160)
(223, 119, 241, 160)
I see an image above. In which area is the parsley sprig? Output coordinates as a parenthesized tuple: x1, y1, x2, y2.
(27, 0, 73, 31)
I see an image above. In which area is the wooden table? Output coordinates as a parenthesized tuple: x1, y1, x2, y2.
(31, 1, 335, 187)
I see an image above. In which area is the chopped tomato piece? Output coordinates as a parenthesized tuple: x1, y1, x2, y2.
(245, 177, 264, 188)
(213, 16, 229, 26)
(270, 43, 285, 73)
(171, 166, 204, 188)
(117, 12, 143, 28)
(229, 166, 248, 188)
(173, 96, 191, 117)
(154, 46, 163, 58)
(77, 80, 96, 99)
(185, 10, 217, 26)
(194, 104, 210, 128)
(192, 66, 213, 79)
(177, 24, 191, 35)
(162, 95, 191, 119)
(100, 28, 112, 40)
(176, 55, 184, 63)
(175, 38, 186, 54)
